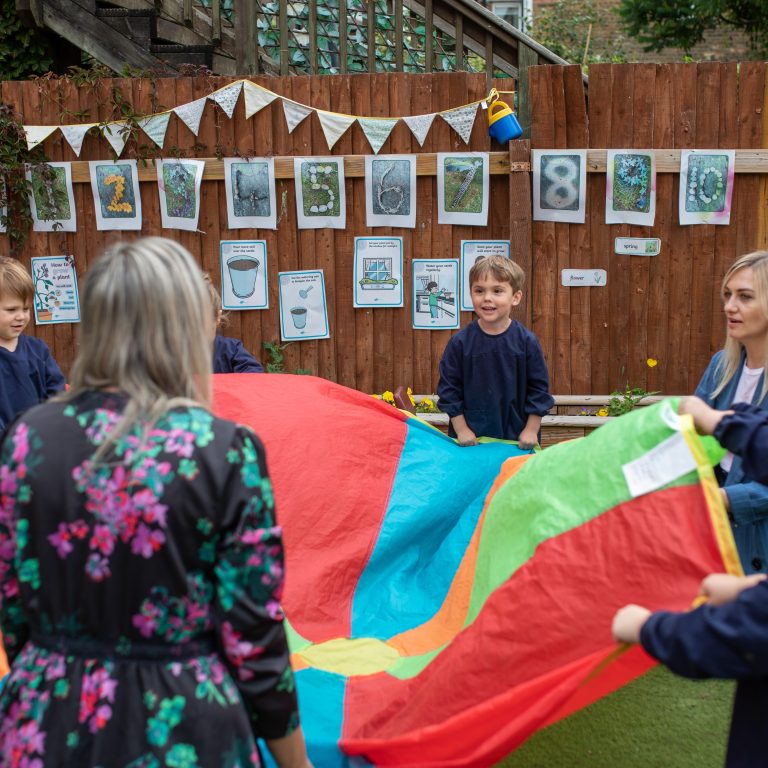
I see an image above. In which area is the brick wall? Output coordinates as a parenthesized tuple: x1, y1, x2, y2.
(532, 0, 753, 63)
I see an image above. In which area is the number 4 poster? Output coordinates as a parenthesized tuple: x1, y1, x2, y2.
(532, 150, 587, 224)
(89, 159, 142, 231)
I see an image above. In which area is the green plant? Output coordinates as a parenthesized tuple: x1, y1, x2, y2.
(262, 340, 311, 375)
(607, 385, 658, 417)
(0, 0, 54, 80)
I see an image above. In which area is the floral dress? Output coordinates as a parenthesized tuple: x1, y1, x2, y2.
(0, 390, 299, 767)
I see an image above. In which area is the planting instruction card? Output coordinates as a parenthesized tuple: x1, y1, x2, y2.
(220, 240, 268, 310)
(364, 155, 417, 228)
(354, 237, 404, 308)
(223, 157, 277, 230)
(679, 149, 735, 225)
(437, 152, 489, 226)
(412, 259, 460, 330)
(532, 150, 588, 224)
(278, 270, 329, 341)
(460, 240, 511, 311)
(294, 157, 346, 229)
(27, 162, 77, 232)
(606, 150, 656, 226)
(89, 159, 142, 231)
(156, 158, 205, 231)
(31, 256, 80, 324)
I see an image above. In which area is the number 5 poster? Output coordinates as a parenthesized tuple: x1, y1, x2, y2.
(532, 150, 587, 224)
(89, 159, 142, 230)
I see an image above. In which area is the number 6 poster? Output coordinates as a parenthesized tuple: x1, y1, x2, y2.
(532, 150, 587, 224)
(89, 159, 143, 230)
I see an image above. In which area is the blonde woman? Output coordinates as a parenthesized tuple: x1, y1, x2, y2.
(695, 250, 768, 574)
(0, 238, 312, 767)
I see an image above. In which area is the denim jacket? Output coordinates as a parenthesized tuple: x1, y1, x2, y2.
(695, 350, 768, 574)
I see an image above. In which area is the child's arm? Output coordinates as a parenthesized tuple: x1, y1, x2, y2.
(449, 414, 478, 447)
(518, 414, 542, 450)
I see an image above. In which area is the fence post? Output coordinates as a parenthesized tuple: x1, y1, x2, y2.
(508, 138, 533, 326)
(234, 0, 258, 74)
(517, 44, 538, 139)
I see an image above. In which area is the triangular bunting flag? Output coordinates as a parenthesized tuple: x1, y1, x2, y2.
(60, 124, 94, 157)
(243, 81, 278, 119)
(209, 81, 243, 120)
(24, 125, 57, 151)
(282, 100, 313, 134)
(317, 110, 356, 150)
(403, 113, 436, 147)
(358, 117, 398, 154)
(441, 103, 479, 144)
(174, 97, 207, 137)
(101, 122, 129, 157)
(138, 113, 171, 148)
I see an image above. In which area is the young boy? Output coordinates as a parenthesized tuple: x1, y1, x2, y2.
(436, 256, 553, 449)
(0, 256, 65, 430)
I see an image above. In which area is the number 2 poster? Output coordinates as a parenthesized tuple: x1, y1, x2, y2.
(89, 159, 143, 231)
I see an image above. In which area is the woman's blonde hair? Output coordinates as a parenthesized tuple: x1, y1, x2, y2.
(68, 237, 212, 419)
(712, 250, 768, 399)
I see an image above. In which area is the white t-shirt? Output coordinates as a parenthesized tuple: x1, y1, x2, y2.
(721, 362, 764, 472)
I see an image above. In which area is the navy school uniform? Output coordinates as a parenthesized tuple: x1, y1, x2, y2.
(213, 334, 264, 374)
(715, 403, 768, 485)
(0, 334, 65, 430)
(436, 319, 554, 441)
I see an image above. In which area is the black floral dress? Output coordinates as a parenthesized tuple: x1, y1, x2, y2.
(0, 390, 298, 767)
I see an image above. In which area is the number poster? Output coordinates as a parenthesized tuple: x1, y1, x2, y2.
(294, 157, 346, 229)
(364, 155, 417, 228)
(26, 162, 77, 232)
(156, 158, 205, 231)
(532, 150, 588, 224)
(679, 150, 735, 226)
(606, 150, 656, 226)
(223, 157, 277, 230)
(89, 159, 142, 230)
(437, 152, 489, 226)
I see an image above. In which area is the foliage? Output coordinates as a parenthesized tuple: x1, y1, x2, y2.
(0, 0, 54, 80)
(618, 0, 767, 56)
(528, 0, 628, 66)
(262, 340, 311, 375)
(607, 385, 658, 417)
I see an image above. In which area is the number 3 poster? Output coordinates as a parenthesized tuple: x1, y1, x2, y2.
(532, 150, 587, 224)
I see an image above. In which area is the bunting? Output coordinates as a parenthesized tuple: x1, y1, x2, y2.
(282, 100, 313, 134)
(316, 110, 356, 150)
(100, 122, 129, 157)
(208, 81, 243, 120)
(243, 80, 278, 119)
(59, 124, 94, 157)
(138, 113, 172, 149)
(173, 97, 207, 137)
(24, 126, 57, 152)
(358, 117, 399, 154)
(403, 113, 436, 147)
(441, 103, 479, 144)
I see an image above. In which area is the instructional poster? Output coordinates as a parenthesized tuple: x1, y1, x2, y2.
(364, 155, 417, 228)
(31, 256, 80, 324)
(460, 240, 511, 311)
(89, 159, 142, 231)
(437, 152, 489, 225)
(353, 237, 404, 308)
(156, 158, 205, 231)
(278, 270, 329, 341)
(223, 157, 277, 230)
(27, 162, 77, 232)
(412, 259, 459, 330)
(532, 150, 588, 223)
(220, 240, 268, 310)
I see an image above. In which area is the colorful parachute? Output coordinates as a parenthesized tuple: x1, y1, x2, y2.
(213, 374, 739, 768)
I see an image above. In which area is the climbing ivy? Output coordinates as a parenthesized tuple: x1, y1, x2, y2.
(0, 0, 55, 80)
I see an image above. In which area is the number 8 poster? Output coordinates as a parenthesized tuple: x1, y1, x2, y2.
(89, 159, 143, 231)
(532, 150, 587, 224)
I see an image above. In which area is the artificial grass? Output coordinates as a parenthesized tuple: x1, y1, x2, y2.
(497, 665, 734, 767)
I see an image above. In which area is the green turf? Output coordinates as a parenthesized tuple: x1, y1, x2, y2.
(496, 666, 734, 768)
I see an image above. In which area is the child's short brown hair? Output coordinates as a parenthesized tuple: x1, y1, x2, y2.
(203, 273, 227, 328)
(0, 257, 34, 304)
(468, 255, 525, 293)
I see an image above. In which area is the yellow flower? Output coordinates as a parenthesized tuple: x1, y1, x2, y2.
(597, 407, 609, 417)
(646, 358, 658, 368)
(382, 390, 395, 405)
(406, 387, 416, 406)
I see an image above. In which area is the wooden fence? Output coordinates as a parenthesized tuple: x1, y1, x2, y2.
(529, 62, 768, 396)
(3, 64, 768, 396)
(0, 71, 508, 395)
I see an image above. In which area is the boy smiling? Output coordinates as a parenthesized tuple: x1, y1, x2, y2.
(436, 256, 553, 448)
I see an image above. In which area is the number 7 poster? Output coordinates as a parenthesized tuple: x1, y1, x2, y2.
(88, 159, 143, 230)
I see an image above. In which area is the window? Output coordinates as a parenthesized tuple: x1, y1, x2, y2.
(487, 0, 530, 30)
(364, 258, 392, 281)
